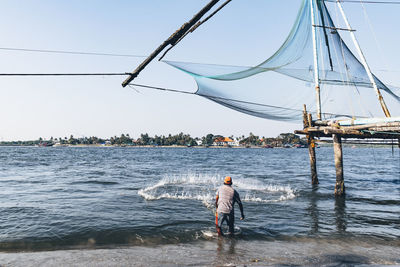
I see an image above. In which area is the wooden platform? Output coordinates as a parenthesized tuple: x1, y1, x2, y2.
(295, 122, 400, 140)
(294, 105, 400, 196)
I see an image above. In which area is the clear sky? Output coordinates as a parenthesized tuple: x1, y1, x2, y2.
(0, 0, 399, 141)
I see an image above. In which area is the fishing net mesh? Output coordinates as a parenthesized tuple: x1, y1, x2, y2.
(165, 0, 400, 121)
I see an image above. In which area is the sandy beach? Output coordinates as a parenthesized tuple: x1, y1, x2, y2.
(1, 239, 399, 267)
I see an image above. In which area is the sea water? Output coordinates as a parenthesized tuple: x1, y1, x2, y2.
(0, 146, 399, 266)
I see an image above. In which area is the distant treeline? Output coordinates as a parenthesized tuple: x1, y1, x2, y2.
(0, 133, 307, 147)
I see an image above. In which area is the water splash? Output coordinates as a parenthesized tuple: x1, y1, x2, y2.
(138, 172, 296, 207)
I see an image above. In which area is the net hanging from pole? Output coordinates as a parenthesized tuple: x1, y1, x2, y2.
(164, 0, 400, 121)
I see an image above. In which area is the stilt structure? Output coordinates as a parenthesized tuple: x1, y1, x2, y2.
(296, 107, 400, 195)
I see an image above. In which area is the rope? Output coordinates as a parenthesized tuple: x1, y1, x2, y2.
(0, 73, 129, 76)
(128, 83, 355, 117)
(0, 47, 146, 58)
(128, 83, 302, 111)
(359, 0, 392, 78)
(1, 46, 400, 74)
(129, 83, 196, 96)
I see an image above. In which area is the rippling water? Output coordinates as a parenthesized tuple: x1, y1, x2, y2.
(0, 146, 399, 264)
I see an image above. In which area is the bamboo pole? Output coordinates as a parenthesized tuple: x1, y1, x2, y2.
(333, 134, 345, 196)
(310, 0, 322, 120)
(122, 0, 221, 87)
(323, 127, 364, 136)
(336, 1, 391, 118)
(303, 105, 308, 129)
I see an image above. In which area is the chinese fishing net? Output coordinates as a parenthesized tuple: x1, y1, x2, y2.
(165, 0, 400, 121)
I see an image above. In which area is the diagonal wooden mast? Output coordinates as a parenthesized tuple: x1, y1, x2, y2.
(122, 0, 230, 87)
(336, 1, 391, 118)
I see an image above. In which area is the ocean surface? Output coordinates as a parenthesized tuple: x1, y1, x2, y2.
(0, 146, 399, 266)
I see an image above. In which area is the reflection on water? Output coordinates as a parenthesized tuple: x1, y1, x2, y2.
(307, 185, 319, 235)
(335, 196, 347, 233)
(215, 237, 239, 265)
(306, 186, 348, 236)
(217, 237, 236, 255)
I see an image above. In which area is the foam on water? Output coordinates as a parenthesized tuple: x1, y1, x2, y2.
(138, 172, 297, 207)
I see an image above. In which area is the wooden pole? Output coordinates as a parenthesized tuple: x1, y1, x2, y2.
(303, 106, 319, 185)
(310, 0, 322, 120)
(308, 134, 318, 185)
(336, 1, 391, 118)
(303, 105, 308, 130)
(333, 134, 345, 196)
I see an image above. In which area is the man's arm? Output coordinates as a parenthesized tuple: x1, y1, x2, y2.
(234, 191, 245, 220)
(215, 192, 219, 209)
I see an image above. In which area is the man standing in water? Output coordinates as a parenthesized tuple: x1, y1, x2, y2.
(215, 176, 244, 236)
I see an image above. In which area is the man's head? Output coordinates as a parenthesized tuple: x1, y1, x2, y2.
(224, 176, 232, 185)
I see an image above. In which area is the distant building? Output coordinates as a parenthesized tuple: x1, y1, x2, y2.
(213, 137, 237, 147)
(196, 140, 203, 146)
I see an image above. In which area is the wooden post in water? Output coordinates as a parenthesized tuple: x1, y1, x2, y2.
(303, 105, 318, 185)
(333, 134, 345, 196)
(308, 131, 318, 185)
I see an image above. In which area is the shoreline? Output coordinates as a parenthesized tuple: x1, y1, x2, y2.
(0, 144, 295, 149)
(0, 239, 399, 266)
(0, 144, 395, 149)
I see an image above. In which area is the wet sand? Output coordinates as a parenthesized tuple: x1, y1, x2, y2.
(0, 239, 399, 266)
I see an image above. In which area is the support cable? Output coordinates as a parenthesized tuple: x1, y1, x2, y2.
(128, 83, 303, 112)
(0, 47, 146, 58)
(0, 73, 129, 76)
(128, 83, 355, 118)
(1, 46, 400, 75)
(336, 1, 391, 117)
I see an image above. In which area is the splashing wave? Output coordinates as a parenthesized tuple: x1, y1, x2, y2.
(138, 173, 296, 207)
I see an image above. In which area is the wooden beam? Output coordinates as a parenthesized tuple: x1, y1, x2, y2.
(323, 127, 363, 136)
(122, 0, 221, 87)
(333, 134, 345, 196)
(341, 122, 400, 131)
(296, 129, 400, 140)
